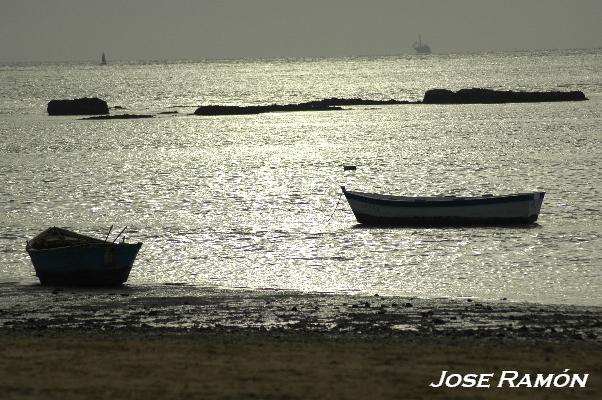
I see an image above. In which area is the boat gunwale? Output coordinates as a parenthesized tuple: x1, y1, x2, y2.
(26, 241, 142, 253)
(26, 227, 142, 252)
(343, 188, 544, 208)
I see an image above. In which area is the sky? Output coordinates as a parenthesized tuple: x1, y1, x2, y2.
(1, 0, 601, 62)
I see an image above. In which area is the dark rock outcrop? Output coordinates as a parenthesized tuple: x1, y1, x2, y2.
(195, 102, 340, 116)
(80, 114, 153, 120)
(194, 97, 414, 116)
(422, 88, 587, 104)
(309, 97, 414, 107)
(47, 97, 109, 115)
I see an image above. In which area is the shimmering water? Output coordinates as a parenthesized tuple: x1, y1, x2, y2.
(1, 50, 601, 305)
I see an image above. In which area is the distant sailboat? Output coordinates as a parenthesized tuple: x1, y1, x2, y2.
(412, 35, 431, 55)
(101, 52, 107, 65)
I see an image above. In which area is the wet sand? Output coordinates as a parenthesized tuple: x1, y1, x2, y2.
(1, 284, 601, 399)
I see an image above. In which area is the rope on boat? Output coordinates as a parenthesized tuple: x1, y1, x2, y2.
(325, 192, 344, 224)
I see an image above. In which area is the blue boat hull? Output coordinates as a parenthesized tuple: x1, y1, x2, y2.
(28, 242, 142, 286)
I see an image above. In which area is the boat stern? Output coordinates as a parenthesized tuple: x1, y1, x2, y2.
(529, 192, 546, 221)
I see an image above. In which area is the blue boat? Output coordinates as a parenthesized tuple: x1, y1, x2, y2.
(341, 186, 545, 226)
(26, 227, 142, 286)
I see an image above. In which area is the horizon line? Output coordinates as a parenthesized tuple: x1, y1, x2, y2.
(1, 46, 601, 65)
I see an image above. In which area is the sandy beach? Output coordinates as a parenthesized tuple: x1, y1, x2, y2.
(1, 284, 600, 399)
(2, 331, 600, 400)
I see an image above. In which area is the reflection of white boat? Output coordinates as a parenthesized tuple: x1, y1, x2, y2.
(412, 35, 431, 54)
(341, 186, 545, 226)
(101, 52, 107, 65)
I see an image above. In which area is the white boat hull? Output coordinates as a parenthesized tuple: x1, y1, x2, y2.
(341, 187, 545, 226)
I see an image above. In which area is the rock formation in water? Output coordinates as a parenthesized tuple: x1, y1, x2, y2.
(80, 114, 154, 120)
(422, 88, 588, 104)
(194, 89, 588, 116)
(47, 97, 109, 115)
(194, 97, 414, 116)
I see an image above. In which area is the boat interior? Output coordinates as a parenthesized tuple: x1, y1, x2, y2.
(27, 227, 105, 250)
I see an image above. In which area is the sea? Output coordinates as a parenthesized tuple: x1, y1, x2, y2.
(1, 49, 601, 306)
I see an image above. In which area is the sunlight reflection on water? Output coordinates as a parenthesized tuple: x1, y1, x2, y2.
(1, 53, 601, 305)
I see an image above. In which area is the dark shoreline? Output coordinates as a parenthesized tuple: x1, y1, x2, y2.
(1, 284, 600, 342)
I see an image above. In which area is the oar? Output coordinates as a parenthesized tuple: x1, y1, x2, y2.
(112, 226, 127, 243)
(104, 225, 113, 242)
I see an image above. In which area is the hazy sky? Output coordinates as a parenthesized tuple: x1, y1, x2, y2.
(1, 0, 601, 62)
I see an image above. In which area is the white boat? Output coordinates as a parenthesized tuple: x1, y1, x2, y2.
(341, 186, 545, 226)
